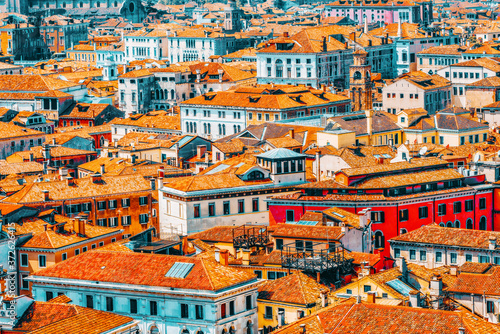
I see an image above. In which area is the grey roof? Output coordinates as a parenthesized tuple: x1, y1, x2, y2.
(257, 148, 307, 160)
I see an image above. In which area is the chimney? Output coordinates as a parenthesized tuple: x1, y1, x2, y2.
(242, 248, 250, 266)
(214, 248, 220, 262)
(29, 153, 34, 161)
(430, 274, 443, 298)
(278, 309, 285, 327)
(300, 324, 306, 333)
(365, 109, 373, 138)
(218, 68, 224, 83)
(322, 36, 327, 52)
(158, 177, 164, 189)
(158, 165, 165, 178)
(182, 236, 188, 255)
(320, 290, 328, 307)
(409, 290, 420, 308)
(395, 257, 408, 281)
(150, 178, 156, 190)
(489, 235, 496, 250)
(315, 150, 321, 182)
(458, 328, 465, 334)
(42, 190, 49, 201)
(52, 138, 56, 145)
(220, 249, 229, 266)
(42, 144, 51, 161)
(72, 218, 79, 235)
(100, 164, 105, 175)
(197, 145, 207, 159)
(131, 155, 137, 164)
(288, 128, 295, 138)
(283, 32, 289, 38)
(66, 177, 75, 186)
(79, 219, 85, 237)
(366, 291, 376, 304)
(449, 266, 458, 276)
(43, 223, 48, 231)
(196, 69, 201, 83)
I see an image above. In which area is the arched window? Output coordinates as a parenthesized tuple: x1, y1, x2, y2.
(275, 59, 283, 78)
(353, 71, 362, 80)
(400, 228, 407, 235)
(480, 216, 487, 230)
(246, 321, 253, 334)
(160, 89, 164, 99)
(149, 326, 159, 334)
(114, 0, 117, 6)
(374, 231, 384, 249)
(207, 123, 211, 134)
(100, 136, 104, 147)
(181, 330, 189, 334)
(155, 89, 160, 99)
(454, 220, 460, 228)
(446, 221, 453, 228)
(222, 124, 226, 136)
(186, 122, 189, 133)
(218, 124, 222, 135)
(96, 1, 100, 6)
(466, 218, 473, 229)
(171, 89, 175, 100)
(439, 222, 445, 227)
(164, 89, 168, 100)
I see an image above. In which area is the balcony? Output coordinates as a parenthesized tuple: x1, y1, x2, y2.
(233, 225, 269, 250)
(281, 242, 353, 274)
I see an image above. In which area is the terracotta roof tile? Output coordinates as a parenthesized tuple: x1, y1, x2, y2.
(258, 272, 327, 305)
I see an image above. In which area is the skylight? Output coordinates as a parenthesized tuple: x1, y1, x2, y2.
(165, 262, 194, 278)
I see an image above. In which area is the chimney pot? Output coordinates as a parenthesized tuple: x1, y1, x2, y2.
(300, 324, 306, 333)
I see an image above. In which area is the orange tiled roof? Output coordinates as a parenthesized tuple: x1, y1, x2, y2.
(32, 251, 257, 291)
(258, 272, 327, 305)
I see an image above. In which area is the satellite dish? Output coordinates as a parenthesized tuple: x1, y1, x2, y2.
(419, 146, 428, 156)
(473, 152, 480, 162)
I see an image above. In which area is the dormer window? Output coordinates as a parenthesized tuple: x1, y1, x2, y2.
(247, 170, 264, 180)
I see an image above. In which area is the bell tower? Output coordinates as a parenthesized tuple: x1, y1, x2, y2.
(349, 50, 373, 112)
(224, 0, 242, 33)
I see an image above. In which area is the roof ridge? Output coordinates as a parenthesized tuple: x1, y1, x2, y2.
(199, 257, 216, 290)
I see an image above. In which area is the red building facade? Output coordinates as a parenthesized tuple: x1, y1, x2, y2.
(268, 160, 495, 264)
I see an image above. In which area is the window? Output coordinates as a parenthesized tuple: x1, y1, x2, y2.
(480, 255, 490, 263)
(86, 295, 94, 309)
(221, 303, 227, 319)
(139, 214, 149, 224)
(394, 248, 400, 258)
(399, 209, 408, 221)
(276, 238, 283, 250)
(139, 196, 148, 206)
(479, 198, 486, 210)
(150, 301, 158, 316)
(495, 257, 500, 265)
(181, 303, 189, 318)
(409, 249, 416, 260)
(466, 254, 473, 262)
(371, 211, 385, 223)
(453, 202, 461, 214)
(466, 218, 473, 229)
(363, 285, 371, 292)
(252, 198, 259, 212)
(435, 251, 442, 263)
(223, 201, 230, 215)
(246, 295, 252, 310)
(121, 215, 131, 226)
(91, 244, 96, 250)
(254, 270, 262, 278)
(208, 203, 215, 216)
(109, 199, 117, 209)
(75, 249, 80, 256)
(62, 253, 67, 261)
(46, 291, 53, 301)
(97, 201, 106, 210)
(194, 204, 200, 218)
(286, 210, 295, 222)
(465, 200, 473, 212)
(82, 246, 88, 253)
(267, 271, 276, 280)
(487, 301, 495, 314)
(420, 250, 427, 261)
(122, 198, 130, 208)
(106, 297, 114, 311)
(438, 204, 446, 216)
(419, 206, 428, 219)
(39, 255, 46, 268)
(20, 253, 28, 267)
(130, 299, 138, 314)
(238, 200, 244, 213)
(265, 306, 273, 319)
(229, 301, 235, 316)
(480, 216, 487, 230)
(450, 252, 457, 264)
(374, 231, 384, 249)
(195, 304, 204, 319)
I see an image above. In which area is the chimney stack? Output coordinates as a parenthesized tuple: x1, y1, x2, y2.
(489, 235, 496, 250)
(365, 109, 373, 140)
(29, 153, 34, 161)
(242, 248, 250, 266)
(278, 309, 285, 327)
(100, 164, 105, 175)
(91, 173, 102, 183)
(214, 248, 220, 262)
(320, 290, 328, 307)
(72, 218, 79, 235)
(131, 155, 137, 164)
(42, 190, 49, 201)
(449, 266, 458, 276)
(43, 223, 48, 231)
(220, 249, 229, 266)
(366, 291, 376, 304)
(150, 178, 156, 190)
(197, 145, 207, 159)
(315, 150, 321, 182)
(66, 177, 75, 186)
(300, 324, 306, 333)
(396, 257, 408, 281)
(218, 69, 224, 83)
(297, 309, 304, 319)
(409, 290, 420, 308)
(79, 219, 85, 237)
